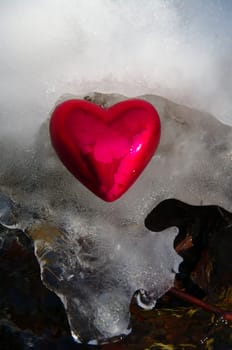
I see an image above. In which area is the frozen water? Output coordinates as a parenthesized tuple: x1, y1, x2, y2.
(0, 96, 182, 342)
(30, 224, 180, 344)
(0, 94, 183, 343)
(1, 91, 232, 343)
(1, 0, 232, 345)
(0, 193, 18, 228)
(31, 92, 232, 217)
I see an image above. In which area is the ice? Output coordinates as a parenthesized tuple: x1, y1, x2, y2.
(1, 0, 232, 345)
(1, 91, 232, 343)
(0, 92, 185, 344)
(30, 223, 180, 344)
(30, 92, 232, 218)
(0, 193, 16, 228)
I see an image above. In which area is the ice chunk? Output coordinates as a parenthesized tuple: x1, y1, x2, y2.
(1, 92, 232, 344)
(30, 223, 180, 344)
(2, 93, 232, 222)
(1, 1, 232, 344)
(0, 193, 17, 228)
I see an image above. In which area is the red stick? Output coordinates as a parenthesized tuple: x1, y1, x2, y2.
(168, 287, 232, 321)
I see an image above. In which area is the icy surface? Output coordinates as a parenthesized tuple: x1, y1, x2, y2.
(2, 92, 232, 218)
(30, 224, 179, 344)
(1, 1, 232, 344)
(0, 105, 182, 342)
(1, 91, 232, 342)
(0, 100, 182, 342)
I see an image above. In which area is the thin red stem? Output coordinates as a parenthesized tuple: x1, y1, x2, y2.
(168, 287, 232, 321)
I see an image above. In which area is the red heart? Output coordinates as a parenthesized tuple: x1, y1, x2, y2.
(50, 99, 161, 201)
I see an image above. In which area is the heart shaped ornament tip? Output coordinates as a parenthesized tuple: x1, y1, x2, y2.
(50, 99, 161, 202)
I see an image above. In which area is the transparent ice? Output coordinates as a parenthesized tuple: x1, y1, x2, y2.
(1, 0, 232, 345)
(0, 93, 183, 343)
(1, 91, 232, 343)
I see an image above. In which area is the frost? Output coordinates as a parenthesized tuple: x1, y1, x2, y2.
(1, 0, 232, 345)
(1, 91, 232, 343)
(0, 92, 184, 344)
(30, 223, 180, 344)
(0, 193, 16, 228)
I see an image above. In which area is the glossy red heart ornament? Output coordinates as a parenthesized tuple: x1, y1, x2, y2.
(50, 99, 161, 201)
